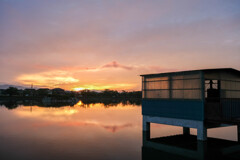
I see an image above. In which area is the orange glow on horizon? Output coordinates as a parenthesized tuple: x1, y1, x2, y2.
(17, 72, 79, 87)
(72, 83, 136, 91)
(15, 63, 141, 91)
(76, 101, 83, 106)
(11, 104, 140, 132)
(73, 87, 85, 91)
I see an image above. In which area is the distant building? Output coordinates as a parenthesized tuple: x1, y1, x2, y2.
(24, 89, 36, 96)
(52, 88, 65, 95)
(18, 90, 24, 96)
(0, 89, 4, 96)
(141, 68, 240, 141)
(37, 88, 51, 96)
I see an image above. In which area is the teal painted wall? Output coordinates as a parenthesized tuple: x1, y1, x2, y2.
(142, 99, 204, 121)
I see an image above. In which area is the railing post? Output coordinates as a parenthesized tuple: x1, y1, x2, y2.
(197, 122, 207, 141)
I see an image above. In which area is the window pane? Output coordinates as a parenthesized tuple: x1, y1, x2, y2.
(172, 75, 184, 80)
(172, 80, 183, 89)
(172, 90, 184, 99)
(172, 79, 200, 89)
(172, 73, 200, 79)
(222, 91, 240, 98)
(221, 81, 240, 90)
(183, 74, 200, 79)
(145, 90, 169, 99)
(184, 90, 201, 99)
(145, 77, 168, 81)
(145, 81, 169, 90)
(184, 79, 201, 89)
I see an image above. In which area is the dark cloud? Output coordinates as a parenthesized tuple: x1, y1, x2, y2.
(101, 61, 133, 70)
(32, 121, 134, 133)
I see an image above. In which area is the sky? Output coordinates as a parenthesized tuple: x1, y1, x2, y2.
(0, 0, 240, 91)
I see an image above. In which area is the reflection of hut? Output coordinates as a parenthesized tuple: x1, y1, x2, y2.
(141, 68, 240, 141)
(142, 132, 240, 160)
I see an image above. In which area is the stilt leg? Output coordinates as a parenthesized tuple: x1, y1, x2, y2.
(197, 141, 207, 160)
(142, 116, 150, 140)
(143, 116, 150, 132)
(183, 127, 190, 135)
(197, 123, 207, 141)
(237, 125, 240, 142)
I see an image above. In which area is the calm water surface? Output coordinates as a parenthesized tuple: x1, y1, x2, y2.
(0, 101, 238, 160)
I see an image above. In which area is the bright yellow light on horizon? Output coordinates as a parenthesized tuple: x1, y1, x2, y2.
(72, 85, 109, 91)
(73, 87, 85, 91)
(17, 72, 79, 87)
(72, 83, 136, 91)
(76, 101, 83, 106)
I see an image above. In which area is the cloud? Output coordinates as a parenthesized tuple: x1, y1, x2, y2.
(32, 61, 172, 73)
(31, 121, 134, 133)
(101, 123, 133, 133)
(17, 71, 79, 87)
(1, 0, 240, 89)
(101, 61, 133, 70)
(32, 61, 134, 72)
(15, 60, 175, 90)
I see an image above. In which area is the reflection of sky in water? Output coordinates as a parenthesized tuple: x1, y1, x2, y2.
(0, 102, 238, 160)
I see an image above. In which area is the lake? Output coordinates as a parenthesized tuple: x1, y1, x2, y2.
(0, 101, 239, 160)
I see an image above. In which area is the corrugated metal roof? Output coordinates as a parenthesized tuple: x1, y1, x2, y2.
(140, 68, 240, 77)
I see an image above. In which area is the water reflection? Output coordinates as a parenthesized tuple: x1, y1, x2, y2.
(0, 101, 142, 160)
(142, 132, 240, 160)
(0, 101, 239, 160)
(0, 99, 141, 109)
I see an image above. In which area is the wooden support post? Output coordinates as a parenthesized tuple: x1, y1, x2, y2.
(238, 125, 240, 142)
(142, 130, 150, 141)
(183, 127, 190, 135)
(142, 116, 150, 140)
(143, 116, 150, 132)
(197, 123, 207, 141)
(197, 141, 207, 160)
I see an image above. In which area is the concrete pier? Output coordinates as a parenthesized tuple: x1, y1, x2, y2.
(142, 116, 150, 132)
(183, 127, 190, 135)
(197, 123, 207, 141)
(238, 125, 240, 142)
(143, 115, 208, 141)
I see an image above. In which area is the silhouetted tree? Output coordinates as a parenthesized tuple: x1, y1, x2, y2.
(3, 87, 19, 96)
(37, 88, 50, 97)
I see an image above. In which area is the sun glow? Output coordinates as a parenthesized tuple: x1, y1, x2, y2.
(72, 83, 136, 91)
(16, 68, 138, 91)
(73, 87, 85, 91)
(73, 85, 104, 91)
(76, 101, 83, 106)
(17, 72, 79, 87)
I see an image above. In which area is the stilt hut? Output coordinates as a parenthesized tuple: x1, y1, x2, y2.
(141, 68, 240, 141)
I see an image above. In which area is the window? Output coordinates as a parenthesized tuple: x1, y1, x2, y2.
(221, 80, 240, 98)
(142, 76, 169, 99)
(171, 75, 201, 99)
(142, 73, 202, 100)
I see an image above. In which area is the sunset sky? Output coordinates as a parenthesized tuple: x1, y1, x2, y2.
(1, 0, 240, 91)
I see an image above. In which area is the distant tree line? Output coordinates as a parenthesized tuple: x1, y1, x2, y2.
(80, 89, 141, 99)
(0, 87, 76, 98)
(0, 98, 141, 110)
(0, 87, 142, 100)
